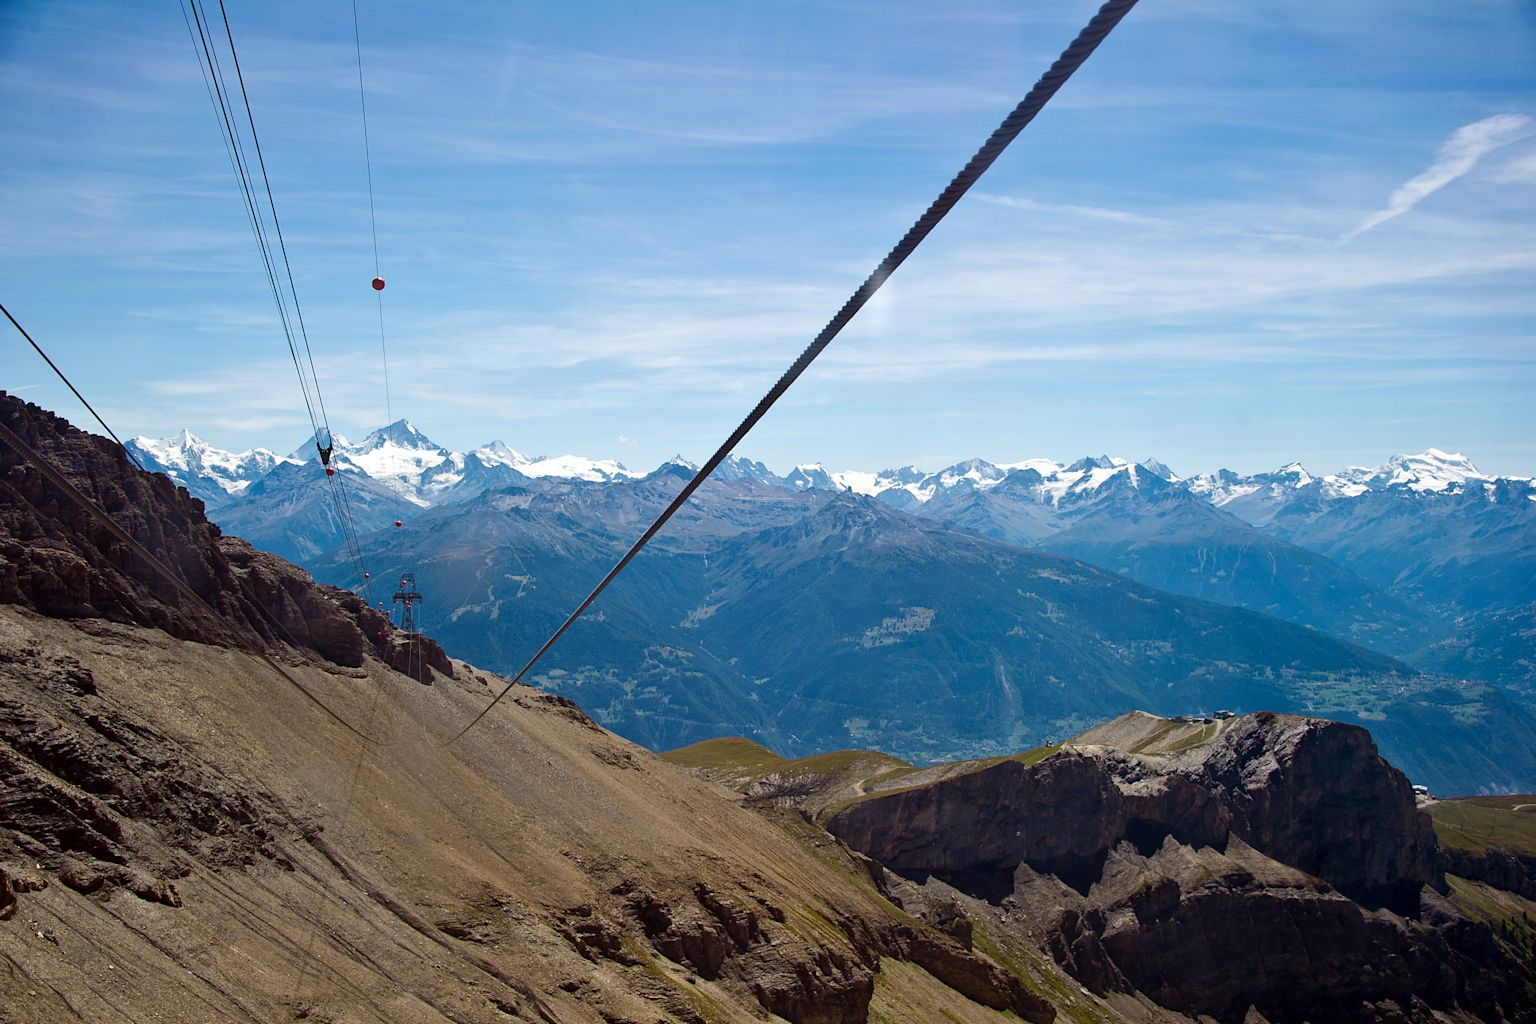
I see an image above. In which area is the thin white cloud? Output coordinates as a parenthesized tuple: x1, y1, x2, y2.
(1342, 114, 1535, 242)
(1488, 147, 1536, 186)
(973, 193, 1170, 227)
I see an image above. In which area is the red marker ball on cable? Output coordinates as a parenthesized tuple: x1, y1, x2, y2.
(371, 277, 385, 291)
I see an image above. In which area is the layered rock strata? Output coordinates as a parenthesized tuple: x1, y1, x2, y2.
(827, 711, 1531, 1023)
(0, 392, 451, 681)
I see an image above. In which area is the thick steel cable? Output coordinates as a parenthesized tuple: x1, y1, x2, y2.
(0, 302, 380, 677)
(215, 0, 336, 434)
(0, 418, 386, 745)
(184, 0, 376, 595)
(351, 0, 382, 282)
(183, 0, 323, 439)
(2, 301, 145, 473)
(448, 0, 1141, 743)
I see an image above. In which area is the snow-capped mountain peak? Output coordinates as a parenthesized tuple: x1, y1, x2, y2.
(1137, 458, 1179, 482)
(936, 458, 1007, 490)
(342, 420, 451, 492)
(514, 454, 639, 482)
(832, 466, 925, 496)
(784, 463, 843, 492)
(1372, 449, 1489, 492)
(996, 458, 1063, 477)
(473, 440, 528, 468)
(357, 419, 442, 453)
(127, 431, 294, 506)
(287, 430, 353, 462)
(1065, 454, 1127, 473)
(1271, 462, 1314, 486)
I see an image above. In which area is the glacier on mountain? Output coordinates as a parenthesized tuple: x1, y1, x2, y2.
(128, 421, 1531, 520)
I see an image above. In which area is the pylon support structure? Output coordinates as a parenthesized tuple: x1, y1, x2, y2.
(392, 572, 423, 633)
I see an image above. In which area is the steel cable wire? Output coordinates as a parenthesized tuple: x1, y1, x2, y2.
(448, 0, 1141, 743)
(0, 417, 389, 745)
(2, 301, 145, 473)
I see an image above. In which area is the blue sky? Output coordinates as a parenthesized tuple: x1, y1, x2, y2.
(3, 0, 1534, 477)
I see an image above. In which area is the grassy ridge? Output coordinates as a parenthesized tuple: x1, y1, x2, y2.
(1428, 796, 1536, 855)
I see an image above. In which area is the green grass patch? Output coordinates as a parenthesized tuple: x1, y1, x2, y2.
(973, 921, 1109, 1024)
(1127, 721, 1182, 754)
(1161, 724, 1220, 754)
(777, 748, 911, 779)
(863, 764, 925, 789)
(1445, 875, 1536, 966)
(660, 736, 786, 773)
(1429, 797, 1536, 856)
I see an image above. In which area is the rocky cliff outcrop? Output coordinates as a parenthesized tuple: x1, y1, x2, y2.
(2, 395, 1073, 1024)
(825, 711, 1531, 1024)
(1440, 845, 1536, 900)
(830, 712, 1438, 911)
(0, 393, 451, 681)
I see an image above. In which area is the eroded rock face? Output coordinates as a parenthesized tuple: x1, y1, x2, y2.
(829, 713, 1437, 911)
(1193, 713, 1438, 912)
(826, 712, 1528, 1024)
(1439, 845, 1536, 901)
(0, 632, 286, 896)
(1015, 836, 1421, 1022)
(558, 876, 1055, 1024)
(0, 393, 451, 679)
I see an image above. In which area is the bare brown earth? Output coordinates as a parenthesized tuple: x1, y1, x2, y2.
(0, 393, 1078, 1023)
(0, 595, 1093, 1019)
(0, 603, 1081, 1024)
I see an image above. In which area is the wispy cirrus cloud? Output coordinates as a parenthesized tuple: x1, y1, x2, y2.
(972, 193, 1169, 227)
(1342, 113, 1535, 242)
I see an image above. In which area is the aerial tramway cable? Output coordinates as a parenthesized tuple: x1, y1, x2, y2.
(1, 300, 145, 474)
(181, 0, 319, 432)
(447, 0, 1142, 743)
(0, 415, 388, 746)
(348, 0, 422, 679)
(179, 0, 380, 603)
(213, 0, 336, 434)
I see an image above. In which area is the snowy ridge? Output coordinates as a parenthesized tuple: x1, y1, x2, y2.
(1338, 449, 1492, 493)
(127, 430, 295, 502)
(133, 424, 1530, 515)
(819, 448, 1529, 512)
(827, 455, 1151, 508)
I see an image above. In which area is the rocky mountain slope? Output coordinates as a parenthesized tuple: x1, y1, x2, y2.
(668, 713, 1536, 1023)
(3, 393, 1093, 1023)
(9, 393, 1532, 1023)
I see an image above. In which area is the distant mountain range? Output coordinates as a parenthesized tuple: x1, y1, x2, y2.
(126, 423, 1536, 791)
(129, 423, 1533, 657)
(128, 420, 641, 510)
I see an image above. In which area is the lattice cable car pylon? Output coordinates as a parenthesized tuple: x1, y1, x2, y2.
(392, 572, 423, 634)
